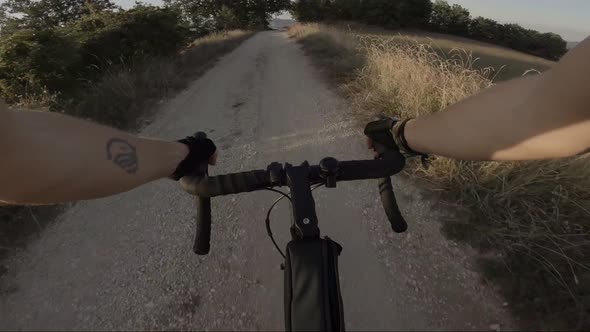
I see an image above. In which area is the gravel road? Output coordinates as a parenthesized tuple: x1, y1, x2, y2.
(0, 31, 514, 331)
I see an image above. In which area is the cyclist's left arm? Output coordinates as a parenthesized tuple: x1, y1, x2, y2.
(0, 102, 189, 205)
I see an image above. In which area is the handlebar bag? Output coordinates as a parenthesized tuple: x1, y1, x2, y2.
(284, 237, 345, 332)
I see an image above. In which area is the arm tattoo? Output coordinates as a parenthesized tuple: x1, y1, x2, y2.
(106, 138, 138, 174)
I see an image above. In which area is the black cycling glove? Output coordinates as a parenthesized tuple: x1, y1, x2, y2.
(366, 117, 429, 166)
(170, 133, 217, 181)
(391, 118, 430, 167)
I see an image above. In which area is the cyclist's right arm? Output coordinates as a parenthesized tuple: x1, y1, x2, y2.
(404, 36, 590, 161)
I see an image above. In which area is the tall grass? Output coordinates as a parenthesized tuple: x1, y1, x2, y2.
(290, 23, 590, 330)
(329, 21, 556, 82)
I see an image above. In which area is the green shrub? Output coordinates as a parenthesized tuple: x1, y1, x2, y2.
(214, 6, 242, 31)
(0, 29, 80, 103)
(72, 30, 252, 130)
(0, 6, 190, 105)
(71, 7, 190, 78)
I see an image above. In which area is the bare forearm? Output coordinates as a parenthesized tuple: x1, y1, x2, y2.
(0, 109, 188, 204)
(405, 37, 590, 161)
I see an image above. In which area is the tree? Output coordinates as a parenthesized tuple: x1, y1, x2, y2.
(331, 0, 362, 20)
(293, 0, 431, 28)
(430, 0, 470, 36)
(536, 32, 567, 60)
(215, 5, 241, 30)
(291, 0, 331, 22)
(165, 0, 290, 31)
(0, 0, 117, 31)
(468, 16, 499, 42)
(358, 0, 402, 28)
(248, 0, 291, 28)
(398, 0, 432, 28)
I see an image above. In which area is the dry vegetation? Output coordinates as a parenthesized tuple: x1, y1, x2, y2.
(330, 22, 555, 82)
(289, 23, 590, 330)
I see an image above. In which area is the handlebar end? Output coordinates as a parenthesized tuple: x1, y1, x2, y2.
(378, 177, 408, 234)
(194, 197, 212, 255)
(391, 217, 408, 233)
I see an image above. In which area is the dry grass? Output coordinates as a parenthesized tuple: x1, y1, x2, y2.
(289, 24, 364, 84)
(357, 37, 494, 115)
(290, 23, 590, 330)
(330, 22, 556, 82)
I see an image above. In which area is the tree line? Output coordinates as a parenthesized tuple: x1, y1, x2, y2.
(0, 0, 289, 106)
(292, 0, 568, 61)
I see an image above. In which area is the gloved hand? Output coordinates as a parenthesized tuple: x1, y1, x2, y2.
(170, 132, 217, 181)
(364, 117, 401, 158)
(365, 117, 428, 162)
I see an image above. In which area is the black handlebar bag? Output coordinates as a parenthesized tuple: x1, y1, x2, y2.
(284, 237, 345, 332)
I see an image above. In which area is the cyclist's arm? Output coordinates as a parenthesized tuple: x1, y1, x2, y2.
(0, 104, 188, 205)
(405, 36, 590, 161)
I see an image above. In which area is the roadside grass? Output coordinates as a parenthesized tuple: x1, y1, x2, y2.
(0, 30, 254, 279)
(330, 22, 555, 82)
(289, 23, 590, 330)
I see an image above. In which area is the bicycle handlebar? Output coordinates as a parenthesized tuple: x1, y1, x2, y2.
(181, 158, 404, 197)
(181, 154, 407, 255)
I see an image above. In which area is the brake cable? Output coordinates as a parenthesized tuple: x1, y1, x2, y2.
(264, 183, 325, 260)
(265, 192, 289, 259)
(265, 188, 291, 201)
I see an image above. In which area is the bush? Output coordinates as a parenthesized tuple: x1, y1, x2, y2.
(215, 6, 242, 31)
(71, 7, 190, 78)
(72, 30, 252, 129)
(0, 29, 80, 103)
(0, 6, 190, 105)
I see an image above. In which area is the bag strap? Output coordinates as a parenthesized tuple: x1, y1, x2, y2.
(324, 237, 345, 332)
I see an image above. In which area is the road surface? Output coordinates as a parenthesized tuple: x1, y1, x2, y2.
(0, 31, 513, 331)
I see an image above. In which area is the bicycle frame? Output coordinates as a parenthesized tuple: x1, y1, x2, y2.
(283, 162, 345, 332)
(285, 162, 320, 239)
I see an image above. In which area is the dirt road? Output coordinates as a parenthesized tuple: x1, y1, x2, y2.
(0, 31, 513, 331)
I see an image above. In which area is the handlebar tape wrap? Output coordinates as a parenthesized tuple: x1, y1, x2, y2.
(378, 177, 408, 233)
(181, 171, 271, 198)
(194, 197, 212, 255)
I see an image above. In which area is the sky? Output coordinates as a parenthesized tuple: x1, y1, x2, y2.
(444, 0, 588, 41)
